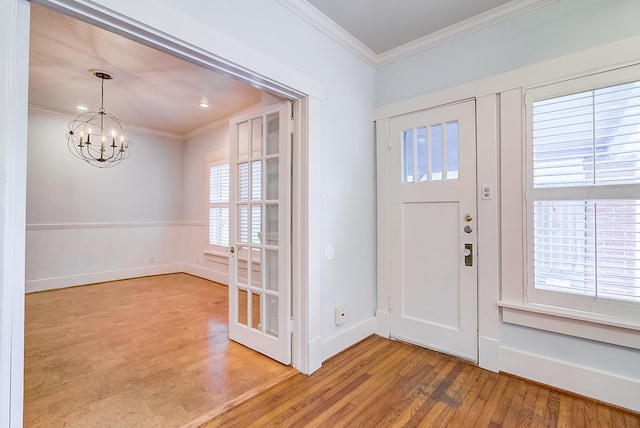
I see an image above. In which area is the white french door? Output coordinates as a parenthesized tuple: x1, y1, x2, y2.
(228, 101, 291, 365)
(388, 100, 478, 361)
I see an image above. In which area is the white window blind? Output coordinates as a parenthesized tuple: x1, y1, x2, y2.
(528, 77, 640, 308)
(209, 163, 229, 247)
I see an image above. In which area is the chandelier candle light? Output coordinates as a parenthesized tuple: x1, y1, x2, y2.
(66, 70, 132, 168)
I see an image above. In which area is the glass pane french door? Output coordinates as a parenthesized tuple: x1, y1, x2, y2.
(228, 102, 291, 364)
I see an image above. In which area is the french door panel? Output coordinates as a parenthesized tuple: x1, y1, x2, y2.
(389, 100, 478, 362)
(228, 102, 291, 365)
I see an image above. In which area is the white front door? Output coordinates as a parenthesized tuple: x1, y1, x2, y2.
(388, 100, 478, 361)
(228, 102, 291, 365)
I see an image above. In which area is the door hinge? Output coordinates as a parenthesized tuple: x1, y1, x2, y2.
(388, 296, 392, 312)
(289, 317, 294, 332)
(387, 135, 392, 151)
(288, 118, 295, 135)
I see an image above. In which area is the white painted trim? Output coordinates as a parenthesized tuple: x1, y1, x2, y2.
(28, 106, 184, 141)
(276, 0, 377, 67)
(478, 336, 500, 372)
(183, 102, 261, 140)
(25, 263, 184, 293)
(26, 221, 189, 230)
(375, 119, 391, 337)
(1, 2, 29, 426)
(32, 0, 324, 100)
(500, 346, 640, 412)
(307, 336, 323, 374)
(377, 0, 559, 66)
(375, 310, 390, 338)
(501, 305, 640, 350)
(321, 317, 376, 362)
(181, 263, 228, 285)
(279, 0, 557, 68)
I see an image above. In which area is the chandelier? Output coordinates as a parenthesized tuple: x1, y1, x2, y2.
(66, 70, 132, 168)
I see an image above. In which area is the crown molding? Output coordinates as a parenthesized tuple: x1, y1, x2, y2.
(279, 0, 558, 68)
(377, 0, 559, 66)
(277, 0, 378, 67)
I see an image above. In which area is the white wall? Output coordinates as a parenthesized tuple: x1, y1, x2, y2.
(25, 110, 186, 291)
(374, 0, 640, 412)
(141, 0, 378, 360)
(182, 123, 230, 284)
(376, 0, 640, 106)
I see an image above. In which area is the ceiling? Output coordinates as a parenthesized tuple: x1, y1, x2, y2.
(29, 1, 523, 136)
(305, 0, 514, 54)
(28, 4, 262, 137)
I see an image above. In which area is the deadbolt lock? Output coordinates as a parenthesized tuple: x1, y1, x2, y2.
(464, 243, 473, 267)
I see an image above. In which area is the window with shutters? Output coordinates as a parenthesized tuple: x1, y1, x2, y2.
(208, 161, 230, 248)
(526, 71, 640, 319)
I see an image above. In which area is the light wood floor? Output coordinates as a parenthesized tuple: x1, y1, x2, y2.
(24, 273, 293, 427)
(203, 335, 640, 428)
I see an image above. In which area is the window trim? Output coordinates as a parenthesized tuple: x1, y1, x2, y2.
(524, 66, 640, 319)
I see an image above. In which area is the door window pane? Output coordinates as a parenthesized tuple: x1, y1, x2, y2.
(251, 247, 262, 288)
(265, 204, 278, 246)
(251, 161, 262, 201)
(402, 129, 414, 183)
(266, 113, 280, 155)
(238, 121, 249, 162)
(266, 159, 279, 200)
(446, 121, 459, 180)
(238, 205, 249, 243)
(416, 127, 427, 182)
(265, 249, 279, 292)
(265, 295, 279, 338)
(251, 118, 262, 159)
(251, 292, 262, 331)
(238, 163, 249, 201)
(430, 124, 443, 181)
(251, 205, 262, 244)
(237, 288, 248, 326)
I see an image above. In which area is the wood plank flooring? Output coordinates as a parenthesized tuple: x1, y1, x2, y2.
(24, 273, 293, 427)
(203, 335, 640, 428)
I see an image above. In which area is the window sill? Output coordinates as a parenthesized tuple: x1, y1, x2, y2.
(498, 301, 640, 350)
(203, 249, 228, 263)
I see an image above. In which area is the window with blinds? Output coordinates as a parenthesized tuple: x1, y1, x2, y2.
(209, 163, 230, 247)
(528, 77, 640, 308)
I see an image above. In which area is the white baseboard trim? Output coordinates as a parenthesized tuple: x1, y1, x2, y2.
(307, 336, 323, 375)
(181, 263, 228, 285)
(321, 316, 376, 362)
(500, 346, 640, 412)
(375, 309, 390, 337)
(25, 263, 184, 293)
(479, 336, 500, 372)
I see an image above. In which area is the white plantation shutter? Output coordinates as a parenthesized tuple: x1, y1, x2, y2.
(528, 76, 640, 309)
(209, 163, 230, 247)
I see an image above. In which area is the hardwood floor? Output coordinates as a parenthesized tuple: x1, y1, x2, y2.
(203, 335, 640, 428)
(23, 273, 293, 427)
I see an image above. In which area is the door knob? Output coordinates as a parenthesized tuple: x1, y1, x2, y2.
(229, 246, 235, 254)
(465, 214, 473, 222)
(464, 225, 473, 233)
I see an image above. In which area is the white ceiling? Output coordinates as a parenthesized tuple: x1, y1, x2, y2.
(28, 1, 534, 136)
(305, 0, 514, 54)
(28, 4, 262, 137)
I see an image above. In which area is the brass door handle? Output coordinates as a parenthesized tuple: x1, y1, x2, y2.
(229, 247, 235, 254)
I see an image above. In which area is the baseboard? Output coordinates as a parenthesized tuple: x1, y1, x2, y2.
(500, 346, 640, 412)
(181, 263, 228, 285)
(25, 263, 183, 293)
(479, 336, 500, 372)
(307, 336, 323, 375)
(321, 316, 376, 362)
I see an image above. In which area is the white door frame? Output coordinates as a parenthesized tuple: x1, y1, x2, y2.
(2, 1, 321, 425)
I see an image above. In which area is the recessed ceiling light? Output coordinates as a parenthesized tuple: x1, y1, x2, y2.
(77, 105, 88, 111)
(199, 102, 210, 108)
